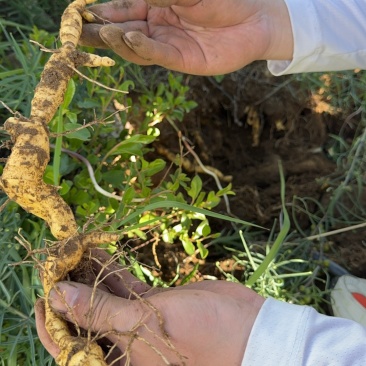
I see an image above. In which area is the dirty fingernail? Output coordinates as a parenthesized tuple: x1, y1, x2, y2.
(100, 25, 125, 46)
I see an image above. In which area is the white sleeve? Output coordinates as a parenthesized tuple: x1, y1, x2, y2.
(268, 0, 366, 75)
(242, 297, 366, 365)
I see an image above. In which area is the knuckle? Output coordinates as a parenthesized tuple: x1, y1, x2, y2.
(88, 290, 113, 331)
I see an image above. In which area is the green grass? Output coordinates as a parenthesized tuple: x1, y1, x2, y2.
(0, 199, 54, 365)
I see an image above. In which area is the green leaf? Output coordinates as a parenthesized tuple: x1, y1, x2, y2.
(74, 172, 92, 189)
(59, 154, 78, 176)
(102, 170, 124, 187)
(43, 165, 54, 185)
(191, 211, 206, 221)
(162, 229, 175, 244)
(127, 134, 156, 144)
(59, 180, 73, 195)
(173, 223, 183, 234)
(131, 229, 147, 240)
(108, 134, 155, 156)
(83, 200, 100, 215)
(139, 213, 157, 224)
(187, 175, 202, 201)
(141, 159, 166, 177)
(69, 189, 91, 205)
(180, 263, 200, 285)
(141, 186, 152, 197)
(77, 100, 100, 109)
(195, 220, 211, 237)
(194, 191, 206, 206)
(180, 234, 195, 255)
(156, 83, 165, 97)
(184, 100, 198, 112)
(197, 241, 209, 259)
(203, 191, 221, 209)
(65, 111, 78, 124)
(120, 80, 135, 91)
(147, 127, 161, 137)
(62, 79, 76, 111)
(64, 123, 91, 141)
(217, 183, 235, 197)
(122, 187, 136, 204)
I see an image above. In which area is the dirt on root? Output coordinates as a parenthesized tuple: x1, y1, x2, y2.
(137, 62, 366, 283)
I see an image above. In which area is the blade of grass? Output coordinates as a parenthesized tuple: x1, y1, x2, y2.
(116, 200, 264, 229)
(239, 230, 257, 270)
(53, 107, 63, 186)
(246, 160, 290, 287)
(53, 80, 75, 185)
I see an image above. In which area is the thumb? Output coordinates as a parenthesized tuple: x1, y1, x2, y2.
(49, 282, 143, 337)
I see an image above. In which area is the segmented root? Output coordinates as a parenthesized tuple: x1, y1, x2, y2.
(0, 1, 118, 365)
(0, 0, 114, 237)
(60, 0, 98, 47)
(82, 10, 97, 23)
(43, 232, 119, 366)
(30, 49, 114, 126)
(82, 53, 116, 67)
(56, 339, 106, 366)
(0, 118, 77, 239)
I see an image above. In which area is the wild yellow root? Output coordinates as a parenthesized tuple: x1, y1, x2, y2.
(0, 0, 114, 239)
(44, 232, 119, 366)
(0, 1, 118, 365)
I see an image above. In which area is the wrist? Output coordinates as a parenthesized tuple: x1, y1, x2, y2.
(238, 293, 266, 362)
(260, 0, 294, 60)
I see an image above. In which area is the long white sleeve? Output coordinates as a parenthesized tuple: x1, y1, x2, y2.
(268, 0, 366, 75)
(242, 297, 366, 365)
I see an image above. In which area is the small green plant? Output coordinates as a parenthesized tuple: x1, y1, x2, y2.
(212, 169, 331, 313)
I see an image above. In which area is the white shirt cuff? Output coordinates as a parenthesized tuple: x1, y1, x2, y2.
(268, 0, 366, 75)
(242, 297, 366, 365)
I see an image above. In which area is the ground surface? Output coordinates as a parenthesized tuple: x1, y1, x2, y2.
(139, 62, 366, 283)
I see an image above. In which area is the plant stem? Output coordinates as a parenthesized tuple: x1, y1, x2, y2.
(53, 107, 63, 186)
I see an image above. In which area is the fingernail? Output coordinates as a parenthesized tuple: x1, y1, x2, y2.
(100, 25, 124, 46)
(122, 33, 133, 48)
(49, 282, 79, 314)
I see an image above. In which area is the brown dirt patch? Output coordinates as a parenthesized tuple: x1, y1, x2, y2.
(140, 62, 366, 282)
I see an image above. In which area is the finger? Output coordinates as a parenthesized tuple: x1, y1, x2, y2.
(34, 299, 61, 358)
(80, 24, 109, 48)
(99, 26, 186, 70)
(99, 25, 155, 66)
(86, 0, 148, 24)
(49, 282, 144, 338)
(80, 21, 148, 49)
(122, 31, 192, 73)
(90, 249, 152, 298)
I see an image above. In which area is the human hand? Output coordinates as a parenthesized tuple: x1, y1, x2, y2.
(80, 0, 293, 75)
(35, 250, 265, 365)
